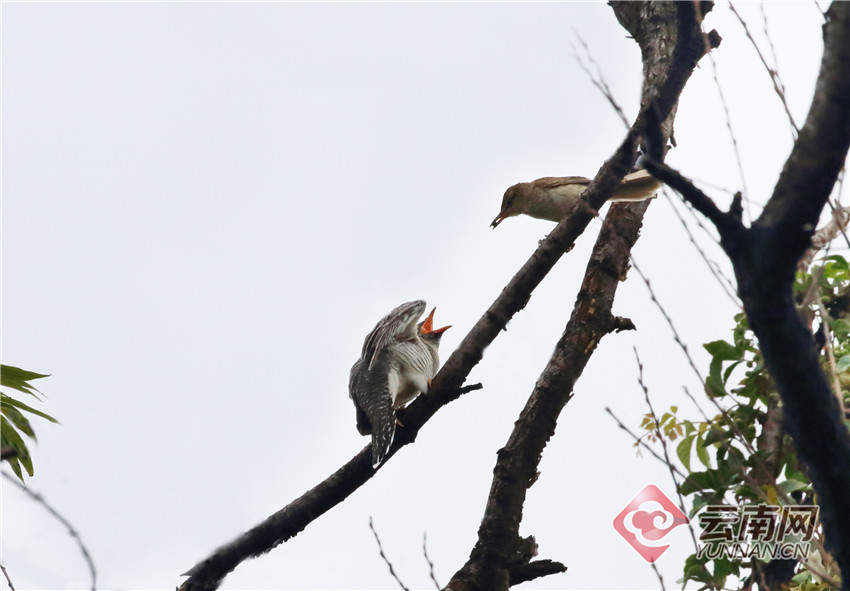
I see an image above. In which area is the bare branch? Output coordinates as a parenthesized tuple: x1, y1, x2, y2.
(649, 561, 666, 591)
(571, 29, 630, 128)
(423, 532, 440, 590)
(728, 1, 800, 138)
(706, 51, 753, 221)
(447, 199, 648, 590)
(368, 517, 410, 591)
(444, 5, 721, 589)
(2, 472, 97, 591)
(655, 3, 850, 583)
(1, 563, 15, 591)
(641, 158, 738, 234)
(633, 348, 699, 553)
(604, 406, 688, 480)
(799, 205, 850, 271)
(663, 190, 741, 306)
(630, 255, 717, 393)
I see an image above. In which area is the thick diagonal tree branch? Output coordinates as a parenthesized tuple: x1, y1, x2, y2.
(176, 11, 720, 591)
(176, 160, 632, 591)
(445, 3, 719, 589)
(645, 2, 850, 587)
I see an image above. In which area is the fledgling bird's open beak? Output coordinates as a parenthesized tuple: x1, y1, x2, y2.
(420, 307, 451, 335)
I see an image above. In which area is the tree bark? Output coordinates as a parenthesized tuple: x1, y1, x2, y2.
(446, 3, 720, 589)
(644, 3, 850, 587)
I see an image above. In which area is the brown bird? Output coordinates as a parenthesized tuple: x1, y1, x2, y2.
(491, 169, 661, 228)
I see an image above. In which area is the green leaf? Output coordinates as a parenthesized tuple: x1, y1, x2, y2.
(677, 433, 695, 471)
(824, 254, 850, 271)
(680, 471, 715, 494)
(6, 457, 24, 480)
(782, 454, 807, 483)
(703, 426, 730, 446)
(705, 372, 727, 398)
(689, 493, 715, 518)
(713, 556, 736, 584)
(1, 415, 28, 451)
(695, 436, 711, 468)
(0, 364, 50, 398)
(682, 553, 712, 583)
(1, 393, 59, 424)
(704, 340, 741, 360)
(735, 483, 761, 502)
(837, 354, 850, 373)
(777, 479, 810, 495)
(1, 404, 35, 439)
(721, 360, 741, 384)
(0, 415, 34, 479)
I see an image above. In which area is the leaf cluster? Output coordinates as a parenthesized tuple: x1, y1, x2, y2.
(640, 256, 850, 590)
(1, 364, 57, 481)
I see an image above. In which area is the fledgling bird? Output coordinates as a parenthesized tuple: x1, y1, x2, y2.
(349, 300, 450, 468)
(491, 169, 661, 228)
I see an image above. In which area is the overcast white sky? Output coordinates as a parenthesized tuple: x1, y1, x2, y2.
(2, 2, 838, 590)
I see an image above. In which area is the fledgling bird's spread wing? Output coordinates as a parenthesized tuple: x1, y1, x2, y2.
(361, 300, 426, 370)
(349, 357, 396, 467)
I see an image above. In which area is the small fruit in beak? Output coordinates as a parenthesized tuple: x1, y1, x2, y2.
(490, 212, 507, 228)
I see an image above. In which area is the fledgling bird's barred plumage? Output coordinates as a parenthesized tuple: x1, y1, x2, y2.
(349, 300, 450, 468)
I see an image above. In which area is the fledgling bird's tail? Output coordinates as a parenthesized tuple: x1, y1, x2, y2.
(371, 413, 395, 468)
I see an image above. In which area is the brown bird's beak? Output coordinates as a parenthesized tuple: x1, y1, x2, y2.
(490, 211, 507, 229)
(420, 307, 451, 335)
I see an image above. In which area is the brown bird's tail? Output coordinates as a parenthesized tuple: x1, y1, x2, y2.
(610, 169, 662, 202)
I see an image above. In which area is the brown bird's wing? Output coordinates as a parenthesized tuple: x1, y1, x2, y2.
(532, 176, 593, 189)
(537, 172, 659, 202)
(613, 170, 662, 202)
(361, 300, 425, 370)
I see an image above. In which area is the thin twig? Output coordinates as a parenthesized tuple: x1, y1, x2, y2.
(633, 349, 699, 553)
(571, 29, 630, 128)
(818, 300, 845, 407)
(707, 51, 753, 221)
(630, 257, 764, 461)
(604, 407, 688, 480)
(422, 532, 440, 590)
(760, 4, 783, 94)
(368, 517, 410, 591)
(2, 472, 97, 591)
(728, 1, 799, 138)
(630, 256, 713, 394)
(1, 563, 15, 591)
(663, 190, 741, 306)
(680, 386, 713, 426)
(649, 561, 666, 591)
